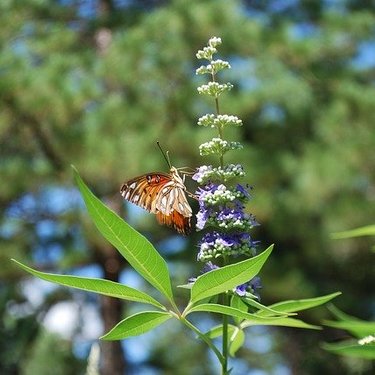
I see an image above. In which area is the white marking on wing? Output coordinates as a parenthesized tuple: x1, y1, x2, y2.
(161, 196, 167, 209)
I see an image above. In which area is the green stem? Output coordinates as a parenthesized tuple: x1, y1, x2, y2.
(215, 96, 220, 116)
(221, 293, 229, 375)
(212, 66, 228, 372)
(179, 316, 225, 366)
(211, 72, 224, 168)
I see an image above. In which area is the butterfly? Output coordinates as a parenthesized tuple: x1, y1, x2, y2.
(120, 165, 193, 235)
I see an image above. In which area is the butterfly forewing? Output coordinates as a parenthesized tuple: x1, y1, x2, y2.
(120, 167, 192, 235)
(121, 173, 170, 213)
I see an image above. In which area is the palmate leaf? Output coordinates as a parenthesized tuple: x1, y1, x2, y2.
(73, 166, 174, 304)
(101, 311, 172, 340)
(11, 260, 164, 309)
(190, 245, 273, 304)
(322, 341, 375, 360)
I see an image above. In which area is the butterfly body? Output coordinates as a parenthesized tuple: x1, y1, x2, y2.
(120, 167, 192, 235)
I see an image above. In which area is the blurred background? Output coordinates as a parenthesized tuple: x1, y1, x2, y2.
(1, 0, 374, 374)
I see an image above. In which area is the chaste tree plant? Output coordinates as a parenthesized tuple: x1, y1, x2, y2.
(13, 37, 340, 375)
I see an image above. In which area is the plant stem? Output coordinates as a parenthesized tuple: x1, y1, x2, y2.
(221, 292, 229, 375)
(211, 70, 224, 169)
(179, 316, 225, 366)
(212, 67, 229, 373)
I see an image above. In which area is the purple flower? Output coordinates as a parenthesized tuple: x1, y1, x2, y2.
(236, 183, 252, 199)
(196, 209, 209, 230)
(216, 207, 244, 221)
(235, 283, 247, 296)
(197, 231, 257, 261)
(202, 261, 219, 273)
(196, 183, 219, 200)
(188, 261, 219, 284)
(235, 276, 262, 300)
(194, 162, 260, 283)
(193, 165, 213, 182)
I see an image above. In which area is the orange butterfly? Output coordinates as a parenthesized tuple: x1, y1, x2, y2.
(120, 145, 193, 235)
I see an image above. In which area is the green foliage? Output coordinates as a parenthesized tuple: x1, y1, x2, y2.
(323, 305, 375, 360)
(2, 0, 374, 373)
(259, 292, 342, 315)
(187, 303, 286, 324)
(322, 342, 375, 360)
(12, 259, 164, 309)
(73, 166, 175, 305)
(21, 330, 84, 375)
(322, 225, 375, 361)
(190, 245, 273, 304)
(101, 311, 172, 340)
(13, 168, 339, 371)
(331, 225, 375, 240)
(204, 324, 244, 357)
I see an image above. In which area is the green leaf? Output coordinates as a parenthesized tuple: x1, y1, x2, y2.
(323, 320, 375, 338)
(177, 283, 193, 290)
(258, 292, 341, 316)
(189, 303, 320, 329)
(204, 324, 248, 356)
(241, 317, 321, 330)
(243, 297, 292, 317)
(327, 304, 361, 322)
(190, 245, 273, 304)
(231, 295, 248, 312)
(229, 327, 245, 357)
(230, 295, 249, 325)
(101, 311, 171, 340)
(205, 324, 237, 339)
(322, 341, 375, 359)
(188, 303, 285, 324)
(11, 259, 164, 309)
(73, 166, 174, 304)
(331, 225, 375, 239)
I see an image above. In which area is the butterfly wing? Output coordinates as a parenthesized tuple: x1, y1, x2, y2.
(156, 210, 190, 235)
(120, 170, 192, 235)
(120, 173, 171, 214)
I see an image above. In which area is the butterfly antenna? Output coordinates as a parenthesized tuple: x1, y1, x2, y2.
(156, 141, 172, 168)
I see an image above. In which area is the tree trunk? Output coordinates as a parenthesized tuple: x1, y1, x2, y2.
(99, 247, 126, 375)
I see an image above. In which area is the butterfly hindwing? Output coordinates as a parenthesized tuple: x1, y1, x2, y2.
(156, 210, 190, 235)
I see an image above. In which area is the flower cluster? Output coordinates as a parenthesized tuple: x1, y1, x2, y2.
(198, 114, 242, 128)
(235, 276, 262, 299)
(193, 165, 245, 184)
(199, 138, 243, 156)
(193, 37, 261, 300)
(197, 82, 233, 97)
(193, 174, 259, 263)
(358, 335, 375, 346)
